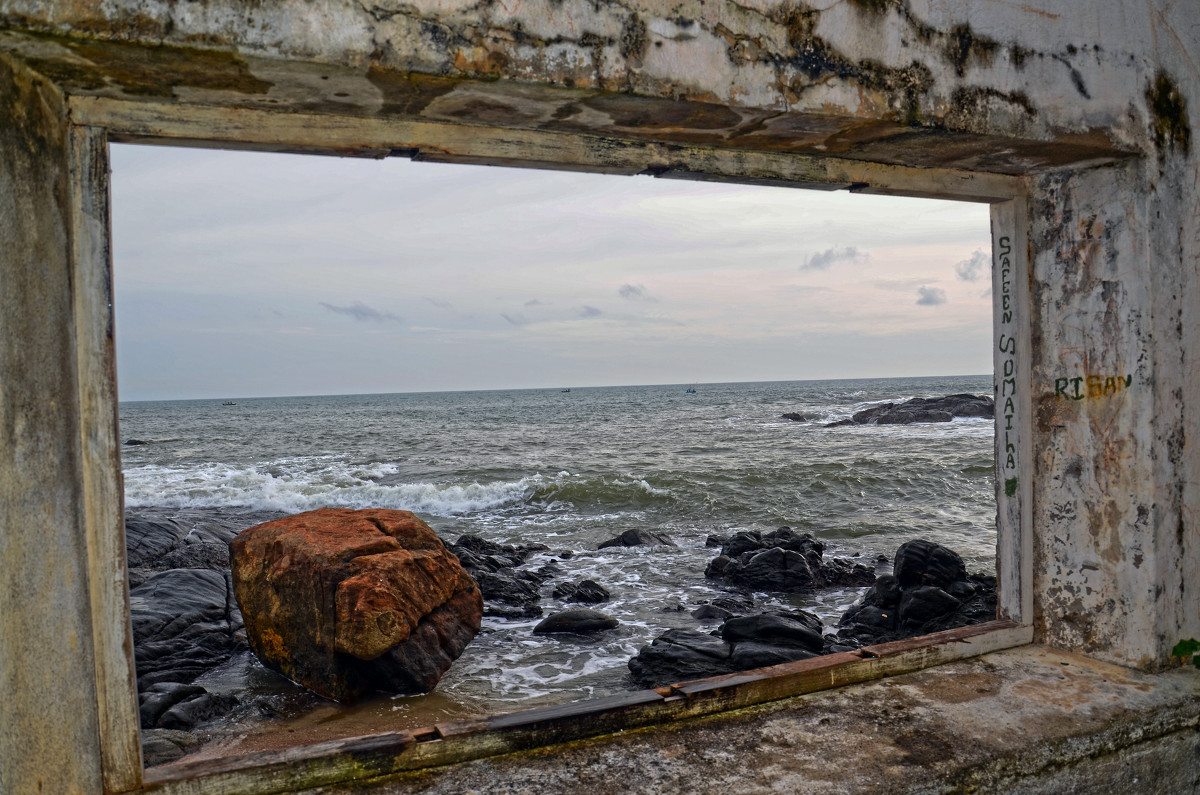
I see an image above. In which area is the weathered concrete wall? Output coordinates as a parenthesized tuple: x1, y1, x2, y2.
(291, 646, 1198, 795)
(0, 1, 1197, 792)
(0, 55, 104, 793)
(0, 0, 1192, 156)
(9, 0, 1190, 669)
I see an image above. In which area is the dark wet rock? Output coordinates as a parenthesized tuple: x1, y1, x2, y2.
(629, 609, 830, 687)
(862, 574, 901, 609)
(705, 528, 875, 592)
(721, 611, 825, 653)
(835, 540, 997, 646)
(691, 604, 733, 621)
(876, 409, 954, 424)
(450, 534, 547, 568)
(131, 568, 245, 687)
(598, 528, 677, 548)
(231, 508, 482, 702)
(552, 579, 610, 604)
(139, 682, 207, 728)
(628, 629, 733, 685)
(140, 728, 198, 767)
(781, 412, 808, 422)
(125, 507, 285, 574)
(533, 608, 619, 634)
(893, 539, 967, 590)
(825, 394, 993, 427)
(705, 534, 727, 548)
(537, 561, 565, 577)
(124, 507, 296, 729)
(474, 571, 543, 617)
(448, 534, 548, 619)
(158, 691, 238, 731)
(125, 438, 150, 445)
(729, 641, 819, 670)
(710, 594, 755, 613)
(898, 586, 962, 629)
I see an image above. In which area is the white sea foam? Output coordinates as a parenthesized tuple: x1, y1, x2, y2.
(124, 458, 539, 515)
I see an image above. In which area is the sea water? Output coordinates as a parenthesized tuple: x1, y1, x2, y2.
(121, 374, 996, 723)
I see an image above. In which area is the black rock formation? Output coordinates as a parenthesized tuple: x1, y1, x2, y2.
(598, 529, 677, 549)
(704, 528, 875, 591)
(825, 394, 994, 427)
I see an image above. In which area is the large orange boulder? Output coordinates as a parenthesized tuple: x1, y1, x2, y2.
(230, 508, 482, 702)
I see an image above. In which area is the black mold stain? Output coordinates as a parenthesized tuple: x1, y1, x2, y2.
(846, 0, 894, 13)
(620, 13, 649, 63)
(774, 6, 932, 125)
(1009, 43, 1031, 70)
(1069, 67, 1090, 99)
(945, 23, 999, 78)
(1147, 70, 1191, 153)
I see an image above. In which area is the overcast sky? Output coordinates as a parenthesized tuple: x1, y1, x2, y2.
(110, 144, 994, 401)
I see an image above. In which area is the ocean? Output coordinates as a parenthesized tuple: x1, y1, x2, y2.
(121, 374, 996, 733)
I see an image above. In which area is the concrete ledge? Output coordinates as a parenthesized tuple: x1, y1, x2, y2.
(300, 645, 1198, 794)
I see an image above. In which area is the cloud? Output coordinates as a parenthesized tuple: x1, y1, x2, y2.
(424, 297, 455, 310)
(916, 286, 948, 306)
(524, 298, 548, 307)
(618, 283, 657, 302)
(954, 250, 990, 282)
(500, 313, 529, 326)
(319, 301, 403, 323)
(801, 246, 868, 271)
(578, 306, 603, 318)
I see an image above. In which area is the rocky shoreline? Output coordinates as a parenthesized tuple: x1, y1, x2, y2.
(128, 507, 995, 766)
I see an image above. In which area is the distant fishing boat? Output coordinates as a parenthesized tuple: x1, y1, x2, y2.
(560, 389, 571, 393)
(222, 401, 237, 405)
(684, 387, 696, 394)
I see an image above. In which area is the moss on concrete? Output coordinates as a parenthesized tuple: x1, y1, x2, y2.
(1147, 70, 1190, 154)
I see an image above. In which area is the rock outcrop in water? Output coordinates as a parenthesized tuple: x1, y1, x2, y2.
(552, 579, 611, 603)
(631, 539, 996, 687)
(125, 507, 288, 763)
(598, 528, 677, 548)
(448, 534, 549, 618)
(534, 608, 620, 634)
(833, 539, 996, 646)
(231, 508, 482, 703)
(825, 393, 994, 427)
(628, 609, 833, 687)
(704, 528, 876, 591)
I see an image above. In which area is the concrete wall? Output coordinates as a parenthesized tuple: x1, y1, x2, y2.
(0, 1, 1197, 792)
(0, 54, 105, 793)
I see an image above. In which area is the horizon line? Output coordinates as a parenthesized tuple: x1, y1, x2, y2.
(117, 372, 994, 404)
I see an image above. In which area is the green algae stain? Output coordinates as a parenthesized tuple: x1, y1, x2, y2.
(1171, 638, 1200, 668)
(1004, 478, 1018, 497)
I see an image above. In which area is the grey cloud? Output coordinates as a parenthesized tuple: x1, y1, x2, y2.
(320, 301, 403, 323)
(916, 286, 948, 306)
(618, 283, 657, 301)
(954, 250, 990, 282)
(579, 306, 603, 318)
(801, 246, 868, 271)
(425, 297, 455, 310)
(501, 313, 529, 326)
(525, 298, 548, 307)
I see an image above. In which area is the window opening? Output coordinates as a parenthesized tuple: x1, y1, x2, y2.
(110, 144, 1000, 772)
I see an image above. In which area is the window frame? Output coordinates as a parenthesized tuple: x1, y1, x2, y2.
(68, 97, 1034, 793)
